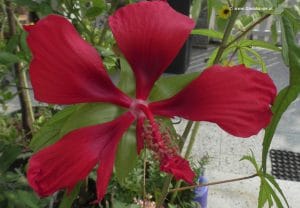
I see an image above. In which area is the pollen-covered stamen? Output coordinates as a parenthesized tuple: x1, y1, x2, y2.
(142, 120, 179, 160)
(129, 99, 148, 118)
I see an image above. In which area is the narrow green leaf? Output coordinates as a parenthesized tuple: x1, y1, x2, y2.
(240, 150, 259, 172)
(59, 183, 82, 208)
(0, 52, 19, 65)
(237, 48, 256, 67)
(191, 29, 224, 39)
(149, 72, 200, 101)
(206, 47, 219, 67)
(243, 47, 267, 72)
(265, 174, 289, 207)
(239, 39, 281, 51)
(265, 182, 284, 208)
(115, 126, 138, 183)
(258, 180, 272, 208)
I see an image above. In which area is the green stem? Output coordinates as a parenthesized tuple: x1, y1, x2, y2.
(179, 121, 194, 150)
(170, 122, 200, 203)
(213, 0, 247, 64)
(156, 175, 172, 208)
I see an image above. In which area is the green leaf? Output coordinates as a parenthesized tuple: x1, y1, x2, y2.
(0, 143, 21, 173)
(240, 150, 259, 172)
(59, 103, 120, 137)
(59, 182, 82, 208)
(149, 72, 200, 101)
(271, 21, 278, 44)
(258, 179, 273, 208)
(243, 47, 267, 72)
(5, 35, 19, 53)
(239, 39, 281, 51)
(0, 52, 19, 65)
(20, 31, 31, 61)
(93, 0, 105, 8)
(237, 48, 256, 67)
(30, 105, 78, 152)
(118, 57, 135, 96)
(86, 7, 104, 18)
(16, 190, 40, 208)
(115, 126, 138, 183)
(191, 29, 224, 39)
(30, 103, 121, 152)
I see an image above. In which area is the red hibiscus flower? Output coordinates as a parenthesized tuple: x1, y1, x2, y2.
(24, 1, 276, 202)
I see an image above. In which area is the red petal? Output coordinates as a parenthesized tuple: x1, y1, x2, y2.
(109, 1, 195, 99)
(26, 15, 131, 107)
(150, 65, 277, 137)
(27, 112, 134, 198)
(160, 155, 195, 184)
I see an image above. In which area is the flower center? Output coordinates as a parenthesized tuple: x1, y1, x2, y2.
(129, 99, 148, 118)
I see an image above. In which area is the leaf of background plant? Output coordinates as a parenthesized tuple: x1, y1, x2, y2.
(16, 190, 40, 208)
(5, 34, 19, 53)
(0, 143, 21, 173)
(0, 52, 19, 65)
(262, 13, 300, 171)
(59, 182, 82, 208)
(86, 7, 104, 19)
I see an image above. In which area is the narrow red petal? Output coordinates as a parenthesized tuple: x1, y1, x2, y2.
(160, 155, 195, 184)
(27, 112, 134, 198)
(109, 1, 195, 99)
(26, 15, 131, 107)
(150, 65, 277, 137)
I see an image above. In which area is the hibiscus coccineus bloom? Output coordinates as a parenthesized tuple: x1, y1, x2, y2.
(25, 1, 276, 202)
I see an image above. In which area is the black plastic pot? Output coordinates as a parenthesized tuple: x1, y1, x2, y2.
(165, 0, 191, 74)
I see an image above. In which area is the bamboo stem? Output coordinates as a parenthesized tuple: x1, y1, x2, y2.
(4, 0, 35, 139)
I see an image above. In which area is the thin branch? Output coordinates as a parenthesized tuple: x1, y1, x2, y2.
(168, 173, 258, 192)
(226, 14, 271, 48)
